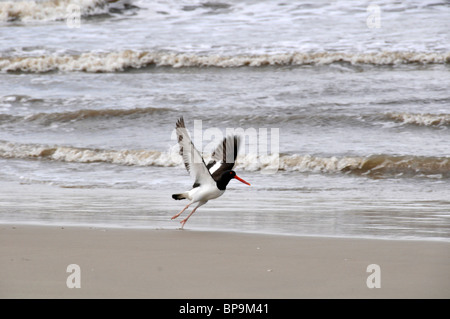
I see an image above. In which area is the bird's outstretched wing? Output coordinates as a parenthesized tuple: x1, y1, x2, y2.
(206, 135, 241, 181)
(176, 117, 215, 188)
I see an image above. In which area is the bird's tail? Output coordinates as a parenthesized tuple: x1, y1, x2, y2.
(172, 193, 188, 200)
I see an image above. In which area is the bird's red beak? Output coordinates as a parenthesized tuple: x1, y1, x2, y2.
(234, 175, 251, 186)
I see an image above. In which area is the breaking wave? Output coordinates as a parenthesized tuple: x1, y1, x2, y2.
(0, 106, 171, 125)
(0, 0, 130, 23)
(0, 140, 179, 167)
(276, 154, 450, 179)
(384, 112, 450, 128)
(1, 50, 449, 73)
(1, 141, 448, 179)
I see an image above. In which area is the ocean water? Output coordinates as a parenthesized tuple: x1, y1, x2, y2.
(0, 0, 449, 241)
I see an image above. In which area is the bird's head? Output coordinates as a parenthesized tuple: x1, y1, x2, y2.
(217, 170, 251, 190)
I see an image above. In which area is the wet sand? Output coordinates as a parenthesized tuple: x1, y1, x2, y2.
(1, 225, 449, 298)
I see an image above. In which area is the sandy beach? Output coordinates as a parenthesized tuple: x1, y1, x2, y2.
(1, 224, 449, 299)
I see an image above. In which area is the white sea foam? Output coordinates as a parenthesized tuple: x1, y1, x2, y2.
(0, 50, 448, 73)
(1, 141, 448, 178)
(0, 140, 182, 166)
(0, 0, 116, 23)
(386, 112, 450, 127)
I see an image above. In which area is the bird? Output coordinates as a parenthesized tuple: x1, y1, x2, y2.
(171, 117, 250, 229)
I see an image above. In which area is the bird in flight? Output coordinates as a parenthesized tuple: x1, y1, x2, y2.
(171, 117, 250, 228)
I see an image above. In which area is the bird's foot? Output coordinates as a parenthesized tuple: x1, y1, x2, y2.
(171, 213, 181, 220)
(180, 219, 187, 229)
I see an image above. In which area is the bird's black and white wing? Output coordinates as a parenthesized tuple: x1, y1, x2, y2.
(206, 135, 241, 181)
(176, 117, 215, 188)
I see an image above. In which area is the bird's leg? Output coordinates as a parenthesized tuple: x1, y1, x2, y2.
(171, 203, 191, 220)
(180, 201, 205, 229)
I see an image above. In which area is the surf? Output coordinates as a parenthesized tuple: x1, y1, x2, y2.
(1, 50, 448, 73)
(0, 0, 134, 23)
(1, 140, 448, 179)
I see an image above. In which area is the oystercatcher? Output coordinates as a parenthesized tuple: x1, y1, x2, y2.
(171, 117, 250, 228)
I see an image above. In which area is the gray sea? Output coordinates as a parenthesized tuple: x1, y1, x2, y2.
(0, 0, 449, 241)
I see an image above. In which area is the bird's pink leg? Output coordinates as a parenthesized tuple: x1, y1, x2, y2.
(180, 201, 205, 229)
(171, 203, 191, 220)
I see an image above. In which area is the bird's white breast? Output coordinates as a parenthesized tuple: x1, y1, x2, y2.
(188, 185, 224, 203)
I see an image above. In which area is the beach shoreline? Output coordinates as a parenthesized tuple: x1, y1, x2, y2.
(1, 224, 449, 299)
